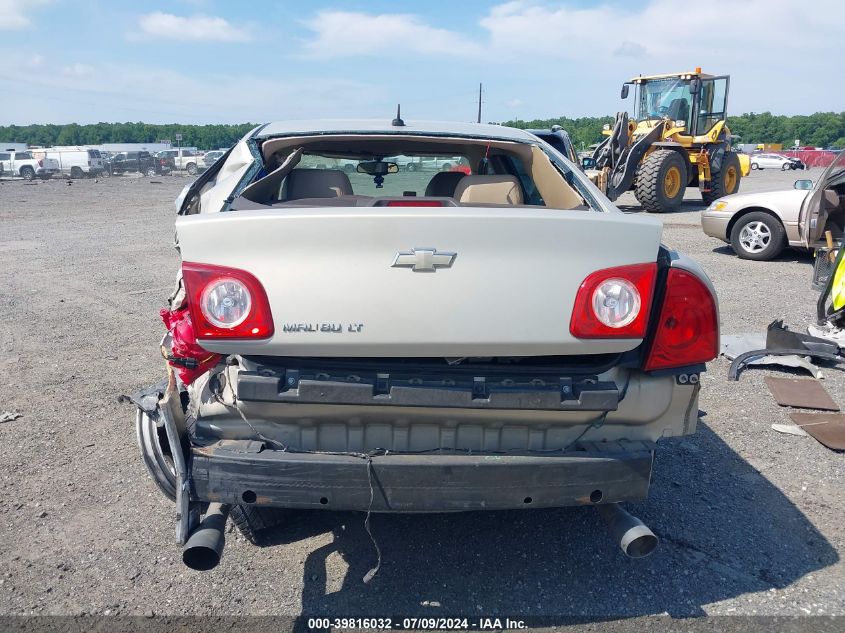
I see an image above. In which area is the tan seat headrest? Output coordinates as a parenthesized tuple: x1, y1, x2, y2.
(285, 169, 353, 200)
(454, 175, 523, 205)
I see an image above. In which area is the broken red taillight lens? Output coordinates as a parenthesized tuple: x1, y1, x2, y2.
(644, 268, 719, 371)
(181, 262, 274, 339)
(570, 263, 657, 339)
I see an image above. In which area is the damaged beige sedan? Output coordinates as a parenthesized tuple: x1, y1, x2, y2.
(128, 118, 719, 572)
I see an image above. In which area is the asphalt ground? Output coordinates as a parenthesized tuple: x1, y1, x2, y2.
(0, 166, 842, 622)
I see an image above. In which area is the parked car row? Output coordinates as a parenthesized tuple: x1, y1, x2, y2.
(1, 146, 232, 179)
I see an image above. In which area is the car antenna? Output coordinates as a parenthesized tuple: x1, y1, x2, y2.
(391, 104, 405, 127)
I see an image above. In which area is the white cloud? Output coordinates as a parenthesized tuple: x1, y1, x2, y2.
(301, 11, 483, 58)
(134, 11, 251, 42)
(473, 0, 844, 116)
(479, 0, 839, 62)
(613, 41, 647, 58)
(62, 63, 93, 77)
(0, 54, 385, 124)
(0, 0, 50, 30)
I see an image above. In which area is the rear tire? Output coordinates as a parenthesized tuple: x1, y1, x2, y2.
(406, 162, 417, 172)
(702, 151, 742, 205)
(634, 149, 687, 213)
(229, 506, 288, 545)
(186, 163, 197, 175)
(751, 162, 759, 170)
(70, 166, 83, 179)
(729, 211, 786, 261)
(20, 166, 35, 181)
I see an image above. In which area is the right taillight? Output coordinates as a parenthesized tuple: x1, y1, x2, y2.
(644, 268, 718, 371)
(181, 262, 274, 339)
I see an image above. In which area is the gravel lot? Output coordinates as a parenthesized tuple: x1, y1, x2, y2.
(0, 167, 843, 621)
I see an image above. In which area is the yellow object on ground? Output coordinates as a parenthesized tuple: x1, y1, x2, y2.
(831, 253, 845, 311)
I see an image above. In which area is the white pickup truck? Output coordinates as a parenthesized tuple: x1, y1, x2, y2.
(0, 149, 60, 180)
(130, 120, 719, 572)
(156, 148, 204, 175)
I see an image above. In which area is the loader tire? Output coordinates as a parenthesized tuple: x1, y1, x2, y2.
(634, 149, 687, 213)
(702, 151, 741, 206)
(229, 505, 288, 545)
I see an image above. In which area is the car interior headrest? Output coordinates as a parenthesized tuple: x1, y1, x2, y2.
(285, 169, 353, 200)
(453, 175, 524, 205)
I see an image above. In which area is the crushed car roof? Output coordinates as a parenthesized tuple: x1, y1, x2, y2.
(254, 119, 538, 143)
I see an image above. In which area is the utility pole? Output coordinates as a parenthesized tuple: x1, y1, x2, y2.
(477, 83, 483, 123)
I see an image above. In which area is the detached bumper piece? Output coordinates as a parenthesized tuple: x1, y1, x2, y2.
(190, 440, 654, 512)
(237, 371, 620, 412)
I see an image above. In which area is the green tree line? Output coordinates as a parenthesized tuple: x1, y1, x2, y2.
(503, 111, 845, 150)
(2, 113, 845, 150)
(0, 122, 257, 150)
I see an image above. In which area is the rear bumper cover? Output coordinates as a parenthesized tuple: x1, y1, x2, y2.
(189, 440, 655, 512)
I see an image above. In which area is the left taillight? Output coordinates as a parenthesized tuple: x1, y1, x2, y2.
(181, 262, 274, 339)
(570, 263, 657, 339)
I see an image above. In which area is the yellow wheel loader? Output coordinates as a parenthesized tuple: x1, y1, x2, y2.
(591, 69, 749, 213)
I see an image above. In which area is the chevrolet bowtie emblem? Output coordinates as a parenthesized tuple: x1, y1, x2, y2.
(391, 248, 457, 272)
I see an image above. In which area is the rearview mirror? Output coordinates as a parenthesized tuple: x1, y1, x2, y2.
(581, 157, 597, 170)
(794, 179, 814, 190)
(357, 161, 399, 176)
(689, 77, 701, 94)
(620, 84, 629, 99)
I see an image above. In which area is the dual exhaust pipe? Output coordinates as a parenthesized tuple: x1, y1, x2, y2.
(181, 501, 657, 571)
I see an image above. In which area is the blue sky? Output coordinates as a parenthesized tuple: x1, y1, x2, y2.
(0, 0, 841, 125)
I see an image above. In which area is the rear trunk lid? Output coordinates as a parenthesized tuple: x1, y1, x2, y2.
(175, 207, 662, 357)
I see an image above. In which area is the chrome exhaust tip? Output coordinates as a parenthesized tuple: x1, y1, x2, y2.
(597, 503, 658, 559)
